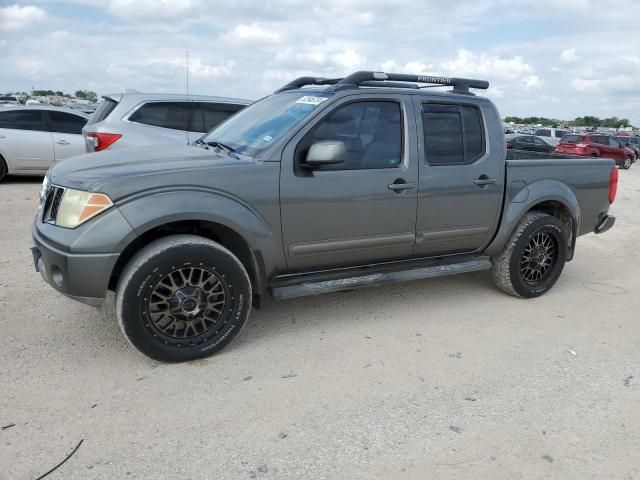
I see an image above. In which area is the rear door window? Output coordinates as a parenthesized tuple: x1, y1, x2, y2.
(47, 111, 87, 134)
(190, 102, 244, 133)
(536, 129, 551, 137)
(128, 102, 192, 131)
(517, 136, 534, 145)
(422, 103, 485, 165)
(0, 110, 48, 131)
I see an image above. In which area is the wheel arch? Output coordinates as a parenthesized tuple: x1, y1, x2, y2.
(109, 190, 283, 307)
(485, 179, 579, 260)
(108, 219, 267, 307)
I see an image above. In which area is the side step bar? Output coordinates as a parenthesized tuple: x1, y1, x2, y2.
(272, 259, 491, 300)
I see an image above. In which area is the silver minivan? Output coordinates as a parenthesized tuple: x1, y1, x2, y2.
(83, 93, 251, 152)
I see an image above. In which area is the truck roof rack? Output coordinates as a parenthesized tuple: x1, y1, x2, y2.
(274, 71, 489, 94)
(274, 77, 341, 93)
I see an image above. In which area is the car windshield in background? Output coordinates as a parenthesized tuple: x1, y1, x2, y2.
(202, 92, 332, 157)
(562, 135, 584, 143)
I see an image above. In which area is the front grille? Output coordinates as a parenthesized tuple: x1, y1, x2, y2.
(42, 185, 65, 224)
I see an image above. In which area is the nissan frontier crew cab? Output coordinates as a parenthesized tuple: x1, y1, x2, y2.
(31, 71, 618, 362)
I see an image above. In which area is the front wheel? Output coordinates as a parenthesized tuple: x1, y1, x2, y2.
(622, 156, 632, 169)
(116, 234, 252, 362)
(491, 212, 568, 298)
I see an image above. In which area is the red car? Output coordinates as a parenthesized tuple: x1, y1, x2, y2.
(555, 133, 635, 169)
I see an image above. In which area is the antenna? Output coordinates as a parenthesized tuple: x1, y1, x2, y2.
(185, 49, 189, 145)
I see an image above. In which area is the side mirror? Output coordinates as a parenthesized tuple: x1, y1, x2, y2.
(305, 141, 346, 167)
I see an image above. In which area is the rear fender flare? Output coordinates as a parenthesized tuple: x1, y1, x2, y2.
(484, 179, 579, 258)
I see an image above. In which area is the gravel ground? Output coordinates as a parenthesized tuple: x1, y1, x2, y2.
(1, 169, 639, 480)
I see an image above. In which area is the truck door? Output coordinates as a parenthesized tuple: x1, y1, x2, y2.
(279, 95, 418, 271)
(413, 100, 503, 257)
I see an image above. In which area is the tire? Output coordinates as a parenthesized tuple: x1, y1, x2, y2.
(116, 234, 252, 362)
(0, 156, 7, 183)
(622, 156, 632, 169)
(490, 212, 568, 298)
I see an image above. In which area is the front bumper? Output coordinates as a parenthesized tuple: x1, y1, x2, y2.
(594, 214, 615, 234)
(31, 224, 120, 306)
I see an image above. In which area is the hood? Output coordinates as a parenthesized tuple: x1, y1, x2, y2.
(49, 143, 253, 200)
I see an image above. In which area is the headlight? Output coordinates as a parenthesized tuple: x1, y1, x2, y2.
(56, 188, 113, 228)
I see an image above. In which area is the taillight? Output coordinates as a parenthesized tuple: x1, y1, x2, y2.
(506, 141, 512, 148)
(609, 167, 618, 204)
(85, 132, 122, 151)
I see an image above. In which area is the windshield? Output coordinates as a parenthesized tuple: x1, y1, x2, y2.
(202, 92, 332, 156)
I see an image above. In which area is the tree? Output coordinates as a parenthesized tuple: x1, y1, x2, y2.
(75, 90, 97, 102)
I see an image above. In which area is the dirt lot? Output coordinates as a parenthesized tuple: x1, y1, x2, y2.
(1, 169, 639, 480)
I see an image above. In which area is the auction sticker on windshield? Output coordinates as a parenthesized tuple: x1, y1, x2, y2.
(295, 96, 328, 105)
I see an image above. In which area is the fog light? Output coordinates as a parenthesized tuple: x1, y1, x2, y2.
(51, 266, 64, 288)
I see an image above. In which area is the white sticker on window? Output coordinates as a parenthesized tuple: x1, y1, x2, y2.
(295, 96, 328, 106)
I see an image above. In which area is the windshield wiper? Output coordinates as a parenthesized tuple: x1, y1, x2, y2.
(194, 138, 209, 149)
(206, 140, 238, 159)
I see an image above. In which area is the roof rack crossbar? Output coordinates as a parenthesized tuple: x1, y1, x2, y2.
(274, 77, 341, 93)
(333, 71, 489, 92)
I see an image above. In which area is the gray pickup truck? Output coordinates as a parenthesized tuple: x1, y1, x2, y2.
(32, 71, 618, 362)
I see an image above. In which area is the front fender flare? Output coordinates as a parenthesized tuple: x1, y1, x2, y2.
(114, 188, 284, 278)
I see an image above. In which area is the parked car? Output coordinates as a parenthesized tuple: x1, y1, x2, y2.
(32, 70, 617, 362)
(0, 106, 88, 182)
(616, 136, 639, 162)
(0, 95, 19, 106)
(83, 93, 251, 152)
(555, 133, 635, 169)
(506, 134, 555, 153)
(535, 128, 571, 145)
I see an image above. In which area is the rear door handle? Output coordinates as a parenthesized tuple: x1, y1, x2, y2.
(56, 140, 70, 145)
(474, 176, 496, 186)
(388, 181, 416, 191)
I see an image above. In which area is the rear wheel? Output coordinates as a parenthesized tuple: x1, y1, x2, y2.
(622, 156, 632, 169)
(0, 156, 7, 182)
(116, 234, 252, 362)
(491, 212, 568, 298)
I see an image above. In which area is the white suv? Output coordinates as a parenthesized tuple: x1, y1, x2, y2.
(83, 93, 251, 152)
(534, 127, 571, 145)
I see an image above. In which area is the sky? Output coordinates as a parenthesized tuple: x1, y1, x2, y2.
(1, 0, 639, 124)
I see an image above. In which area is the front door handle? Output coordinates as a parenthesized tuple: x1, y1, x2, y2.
(56, 140, 70, 145)
(474, 176, 496, 186)
(388, 181, 416, 192)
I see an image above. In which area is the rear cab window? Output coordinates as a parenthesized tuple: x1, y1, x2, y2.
(421, 103, 485, 165)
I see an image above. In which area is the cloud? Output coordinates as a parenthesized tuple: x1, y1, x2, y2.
(439, 49, 534, 81)
(220, 21, 284, 45)
(560, 48, 578, 62)
(1, 0, 640, 124)
(521, 75, 542, 90)
(0, 4, 46, 30)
